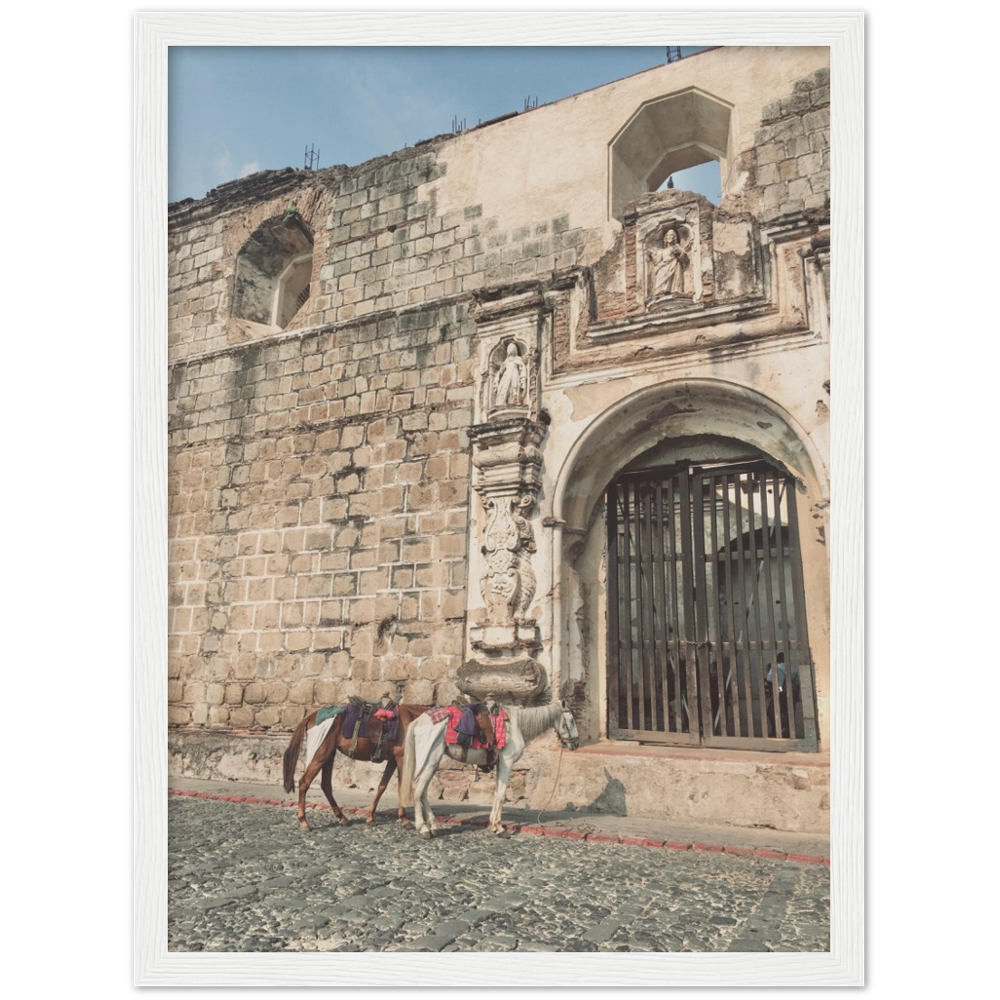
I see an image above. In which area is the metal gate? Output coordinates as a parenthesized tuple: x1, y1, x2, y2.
(606, 461, 818, 751)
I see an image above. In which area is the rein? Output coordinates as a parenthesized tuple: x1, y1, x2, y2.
(533, 714, 575, 822)
(535, 740, 565, 825)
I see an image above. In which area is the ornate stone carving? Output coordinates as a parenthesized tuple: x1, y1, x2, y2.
(469, 417, 545, 495)
(456, 657, 547, 704)
(480, 494, 536, 627)
(464, 292, 549, 703)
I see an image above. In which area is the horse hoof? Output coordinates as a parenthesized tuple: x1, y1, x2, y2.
(401, 818, 412, 828)
(366, 816, 375, 825)
(299, 822, 309, 831)
(338, 816, 350, 827)
(420, 829, 432, 840)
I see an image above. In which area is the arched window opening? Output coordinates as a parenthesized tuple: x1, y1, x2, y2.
(609, 88, 732, 220)
(232, 213, 314, 329)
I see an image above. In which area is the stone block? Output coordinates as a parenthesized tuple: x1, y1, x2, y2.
(288, 679, 315, 705)
(286, 631, 312, 652)
(229, 706, 255, 728)
(778, 159, 799, 182)
(208, 705, 229, 726)
(244, 681, 267, 704)
(264, 678, 290, 703)
(802, 109, 829, 134)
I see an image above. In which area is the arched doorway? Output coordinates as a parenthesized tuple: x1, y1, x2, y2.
(552, 380, 828, 754)
(606, 455, 817, 751)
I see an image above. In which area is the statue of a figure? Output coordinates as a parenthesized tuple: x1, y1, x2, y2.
(649, 229, 689, 298)
(493, 343, 527, 408)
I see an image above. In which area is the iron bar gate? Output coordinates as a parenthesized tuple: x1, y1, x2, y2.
(606, 461, 818, 751)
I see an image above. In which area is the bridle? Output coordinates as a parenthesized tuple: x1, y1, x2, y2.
(556, 710, 580, 750)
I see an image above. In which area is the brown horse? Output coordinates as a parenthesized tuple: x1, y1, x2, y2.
(282, 704, 431, 830)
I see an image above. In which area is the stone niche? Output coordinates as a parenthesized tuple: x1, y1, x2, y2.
(628, 194, 713, 315)
(612, 190, 762, 324)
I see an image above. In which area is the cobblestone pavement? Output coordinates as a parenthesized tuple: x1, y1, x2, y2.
(168, 796, 830, 953)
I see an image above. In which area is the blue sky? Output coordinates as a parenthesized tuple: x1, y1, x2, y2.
(168, 46, 718, 205)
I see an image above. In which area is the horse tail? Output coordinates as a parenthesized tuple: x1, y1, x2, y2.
(282, 714, 311, 793)
(400, 717, 418, 807)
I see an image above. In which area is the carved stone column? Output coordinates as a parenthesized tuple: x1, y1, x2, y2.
(458, 286, 551, 704)
(458, 416, 548, 704)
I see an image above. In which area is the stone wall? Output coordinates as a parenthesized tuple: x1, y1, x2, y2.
(751, 67, 831, 221)
(168, 148, 591, 367)
(168, 301, 479, 727)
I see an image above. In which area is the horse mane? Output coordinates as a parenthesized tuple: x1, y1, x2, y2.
(508, 702, 563, 744)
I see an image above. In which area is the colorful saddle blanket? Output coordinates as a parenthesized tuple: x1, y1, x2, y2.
(427, 704, 507, 750)
(316, 704, 346, 725)
(342, 703, 400, 742)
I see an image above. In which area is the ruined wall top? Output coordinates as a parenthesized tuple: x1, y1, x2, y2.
(166, 46, 829, 364)
(169, 46, 829, 234)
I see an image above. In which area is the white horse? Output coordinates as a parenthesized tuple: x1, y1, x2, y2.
(400, 701, 579, 839)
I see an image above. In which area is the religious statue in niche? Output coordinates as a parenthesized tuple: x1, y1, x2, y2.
(491, 341, 528, 410)
(480, 494, 537, 626)
(646, 226, 692, 300)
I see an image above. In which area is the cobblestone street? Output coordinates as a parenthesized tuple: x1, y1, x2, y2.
(168, 795, 830, 953)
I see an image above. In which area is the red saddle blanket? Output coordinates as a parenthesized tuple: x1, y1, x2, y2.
(426, 705, 507, 750)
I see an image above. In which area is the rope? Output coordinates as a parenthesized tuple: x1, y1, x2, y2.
(535, 740, 565, 825)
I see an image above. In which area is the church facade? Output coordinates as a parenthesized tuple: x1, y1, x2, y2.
(167, 46, 831, 833)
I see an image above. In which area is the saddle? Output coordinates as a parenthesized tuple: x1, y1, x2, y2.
(344, 695, 399, 761)
(452, 700, 500, 772)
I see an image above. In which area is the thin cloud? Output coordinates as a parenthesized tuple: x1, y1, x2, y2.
(211, 146, 260, 187)
(212, 146, 234, 184)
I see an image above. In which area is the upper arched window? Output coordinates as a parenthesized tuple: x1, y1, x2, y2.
(232, 213, 314, 329)
(609, 88, 733, 221)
